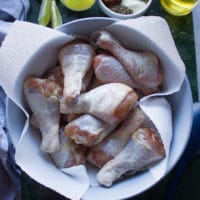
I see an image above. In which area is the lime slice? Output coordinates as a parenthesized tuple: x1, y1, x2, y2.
(60, 0, 96, 11)
(38, 0, 52, 26)
(51, 0, 63, 28)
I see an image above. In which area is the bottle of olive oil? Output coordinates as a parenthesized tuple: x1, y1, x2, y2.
(160, 0, 199, 16)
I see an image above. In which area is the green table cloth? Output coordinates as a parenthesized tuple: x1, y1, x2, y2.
(21, 1, 198, 199)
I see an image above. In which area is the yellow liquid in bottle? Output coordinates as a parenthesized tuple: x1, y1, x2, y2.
(160, 0, 199, 16)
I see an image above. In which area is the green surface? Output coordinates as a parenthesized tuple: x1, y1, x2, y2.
(21, 0, 199, 199)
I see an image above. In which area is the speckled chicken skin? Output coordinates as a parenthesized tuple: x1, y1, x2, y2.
(24, 77, 62, 153)
(58, 41, 95, 102)
(87, 107, 145, 168)
(51, 128, 87, 168)
(96, 30, 162, 89)
(97, 127, 166, 187)
(60, 83, 139, 125)
(64, 114, 116, 147)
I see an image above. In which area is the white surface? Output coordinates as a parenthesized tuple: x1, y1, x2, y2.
(193, 2, 200, 100)
(2, 17, 193, 199)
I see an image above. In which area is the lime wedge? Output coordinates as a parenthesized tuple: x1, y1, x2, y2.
(51, 0, 63, 28)
(38, 0, 52, 26)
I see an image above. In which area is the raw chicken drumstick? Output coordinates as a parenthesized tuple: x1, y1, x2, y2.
(97, 127, 166, 187)
(93, 54, 159, 95)
(87, 107, 145, 168)
(60, 83, 138, 125)
(64, 114, 116, 147)
(24, 77, 62, 153)
(58, 41, 95, 102)
(46, 66, 93, 94)
(29, 119, 87, 168)
(93, 54, 137, 88)
(95, 30, 162, 89)
(51, 128, 87, 168)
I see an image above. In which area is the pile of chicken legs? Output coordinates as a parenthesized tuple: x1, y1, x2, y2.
(24, 30, 165, 187)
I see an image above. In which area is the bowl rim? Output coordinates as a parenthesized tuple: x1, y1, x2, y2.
(98, 0, 153, 18)
(56, 16, 119, 30)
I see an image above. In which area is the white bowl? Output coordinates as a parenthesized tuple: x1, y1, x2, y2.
(98, 0, 153, 19)
(6, 17, 193, 199)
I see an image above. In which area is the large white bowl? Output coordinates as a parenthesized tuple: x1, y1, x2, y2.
(6, 17, 193, 199)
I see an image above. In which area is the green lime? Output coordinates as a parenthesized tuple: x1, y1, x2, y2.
(51, 0, 63, 28)
(60, 0, 96, 11)
(38, 0, 52, 26)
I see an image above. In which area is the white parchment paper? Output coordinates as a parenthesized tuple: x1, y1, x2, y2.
(0, 17, 185, 200)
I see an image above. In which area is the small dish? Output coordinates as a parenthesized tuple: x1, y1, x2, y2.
(98, 0, 152, 19)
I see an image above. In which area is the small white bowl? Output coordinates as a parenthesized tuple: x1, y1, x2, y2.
(98, 0, 152, 19)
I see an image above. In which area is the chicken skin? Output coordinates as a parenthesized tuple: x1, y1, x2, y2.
(87, 107, 145, 168)
(24, 77, 62, 153)
(97, 127, 166, 187)
(93, 53, 159, 96)
(60, 83, 138, 125)
(93, 54, 137, 88)
(58, 41, 95, 102)
(45, 66, 64, 88)
(95, 30, 162, 89)
(64, 114, 116, 147)
(51, 128, 87, 168)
